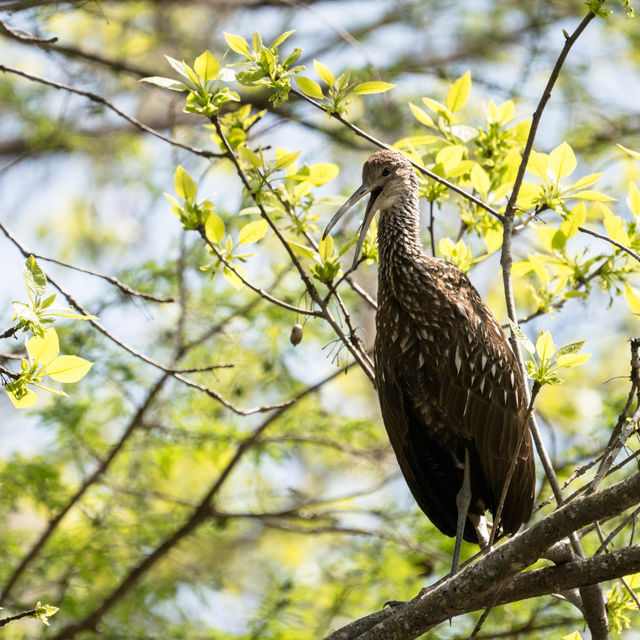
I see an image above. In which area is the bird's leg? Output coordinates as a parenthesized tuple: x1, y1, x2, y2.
(470, 513, 490, 551)
(451, 448, 471, 575)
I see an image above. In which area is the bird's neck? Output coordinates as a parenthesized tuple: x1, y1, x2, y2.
(377, 196, 423, 273)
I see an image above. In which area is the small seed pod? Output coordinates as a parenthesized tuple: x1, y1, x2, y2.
(290, 323, 303, 346)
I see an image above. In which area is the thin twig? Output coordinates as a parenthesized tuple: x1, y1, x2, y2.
(0, 15, 57, 45)
(579, 225, 640, 263)
(34, 254, 174, 303)
(0, 607, 43, 628)
(0, 64, 223, 160)
(199, 229, 322, 317)
(211, 114, 375, 383)
(49, 366, 350, 640)
(0, 364, 19, 380)
(0, 219, 278, 413)
(497, 8, 607, 638)
(0, 325, 19, 340)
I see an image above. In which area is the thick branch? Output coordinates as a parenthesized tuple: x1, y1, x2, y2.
(326, 470, 640, 639)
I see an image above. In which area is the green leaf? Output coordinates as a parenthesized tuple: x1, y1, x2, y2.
(46, 308, 97, 321)
(295, 76, 324, 99)
(573, 190, 616, 202)
(34, 602, 59, 627)
(140, 76, 188, 92)
(12, 301, 39, 325)
(483, 227, 503, 254)
(618, 143, 640, 161)
(194, 50, 220, 82)
(527, 151, 549, 178)
(629, 183, 640, 217)
(164, 56, 191, 80)
(6, 385, 38, 408)
(26, 255, 47, 296)
(536, 330, 555, 361)
(470, 164, 490, 194)
(422, 97, 453, 120)
(174, 165, 197, 201)
(517, 182, 542, 209)
(555, 340, 586, 357)
(275, 148, 300, 170)
(223, 264, 245, 290)
(492, 99, 515, 124)
(625, 284, 640, 314)
(549, 141, 577, 179)
(239, 219, 269, 244)
(205, 213, 225, 243)
(508, 320, 535, 355)
(224, 32, 251, 57)
(603, 210, 632, 245)
(445, 70, 471, 112)
(318, 235, 334, 260)
(287, 239, 315, 258)
(561, 202, 587, 238)
(271, 30, 295, 48)
(313, 59, 335, 85)
(27, 328, 59, 366)
(252, 31, 263, 52)
(289, 163, 340, 186)
(409, 102, 436, 128)
(237, 145, 262, 169)
(46, 355, 93, 383)
(556, 353, 591, 368)
(352, 81, 396, 95)
(435, 145, 465, 172)
(569, 172, 603, 191)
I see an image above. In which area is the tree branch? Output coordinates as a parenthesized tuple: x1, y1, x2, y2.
(325, 470, 640, 639)
(0, 64, 223, 159)
(49, 366, 350, 640)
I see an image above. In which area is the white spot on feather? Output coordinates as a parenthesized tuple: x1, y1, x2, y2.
(455, 347, 462, 373)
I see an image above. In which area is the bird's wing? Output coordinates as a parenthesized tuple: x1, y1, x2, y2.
(376, 345, 479, 541)
(436, 280, 535, 532)
(390, 262, 535, 533)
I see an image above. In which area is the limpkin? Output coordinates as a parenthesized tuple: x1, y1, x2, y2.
(324, 149, 535, 573)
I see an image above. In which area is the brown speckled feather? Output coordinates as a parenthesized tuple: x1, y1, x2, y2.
(342, 150, 535, 543)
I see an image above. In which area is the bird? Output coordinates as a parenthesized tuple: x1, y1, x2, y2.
(323, 149, 535, 574)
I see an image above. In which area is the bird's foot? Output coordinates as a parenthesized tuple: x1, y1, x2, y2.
(383, 599, 408, 608)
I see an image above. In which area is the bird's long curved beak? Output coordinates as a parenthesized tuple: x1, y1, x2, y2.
(322, 182, 381, 270)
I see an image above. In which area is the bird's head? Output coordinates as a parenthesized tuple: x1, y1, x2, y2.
(323, 149, 416, 269)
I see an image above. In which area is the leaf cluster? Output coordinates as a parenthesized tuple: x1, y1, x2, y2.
(296, 59, 395, 116)
(225, 30, 304, 106)
(142, 51, 239, 116)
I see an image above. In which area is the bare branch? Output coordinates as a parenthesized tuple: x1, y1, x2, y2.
(325, 470, 640, 639)
(0, 63, 223, 159)
(199, 228, 322, 317)
(579, 225, 640, 263)
(48, 366, 350, 640)
(33, 253, 175, 304)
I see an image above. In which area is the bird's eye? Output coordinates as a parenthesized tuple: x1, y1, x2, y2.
(382, 167, 391, 177)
